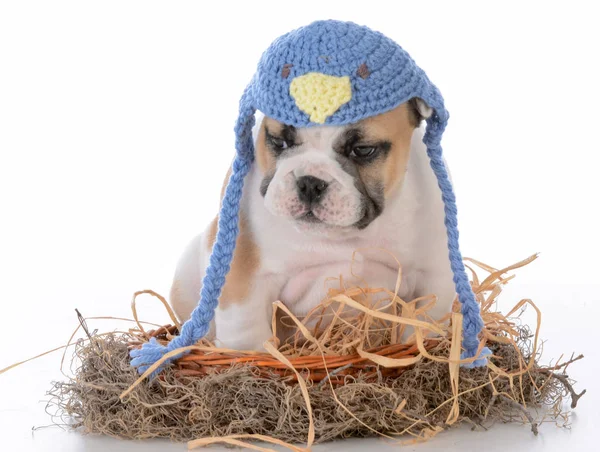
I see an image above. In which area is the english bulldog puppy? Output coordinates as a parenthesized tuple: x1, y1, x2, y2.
(170, 99, 457, 350)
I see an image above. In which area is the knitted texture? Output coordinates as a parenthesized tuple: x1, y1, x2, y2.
(130, 20, 489, 374)
(130, 91, 256, 374)
(290, 73, 352, 123)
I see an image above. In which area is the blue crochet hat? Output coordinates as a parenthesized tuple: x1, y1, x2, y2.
(131, 20, 490, 374)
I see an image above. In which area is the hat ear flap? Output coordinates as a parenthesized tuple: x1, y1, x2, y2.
(423, 112, 490, 368)
(130, 91, 256, 375)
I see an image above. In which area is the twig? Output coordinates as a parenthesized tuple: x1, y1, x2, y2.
(499, 395, 538, 435)
(462, 416, 488, 432)
(545, 354, 584, 372)
(316, 364, 353, 389)
(75, 309, 101, 353)
(484, 392, 498, 419)
(538, 370, 587, 409)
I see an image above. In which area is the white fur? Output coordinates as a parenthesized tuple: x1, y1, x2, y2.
(170, 111, 456, 351)
(265, 148, 363, 227)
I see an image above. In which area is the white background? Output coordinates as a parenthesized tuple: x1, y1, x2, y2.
(0, 1, 598, 451)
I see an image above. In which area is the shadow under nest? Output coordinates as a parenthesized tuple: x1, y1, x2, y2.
(46, 255, 585, 447)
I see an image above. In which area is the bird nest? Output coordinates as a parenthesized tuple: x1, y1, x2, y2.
(35, 254, 585, 451)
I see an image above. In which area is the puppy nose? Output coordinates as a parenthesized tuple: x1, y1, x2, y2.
(296, 176, 329, 204)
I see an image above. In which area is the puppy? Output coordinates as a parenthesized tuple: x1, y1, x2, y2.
(169, 99, 456, 350)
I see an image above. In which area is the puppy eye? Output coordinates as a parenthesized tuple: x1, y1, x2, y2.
(270, 136, 289, 151)
(350, 146, 377, 159)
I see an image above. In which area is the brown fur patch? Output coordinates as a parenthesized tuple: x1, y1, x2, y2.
(358, 103, 417, 197)
(207, 170, 260, 309)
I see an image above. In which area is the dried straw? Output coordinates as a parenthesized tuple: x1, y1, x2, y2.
(19, 253, 586, 450)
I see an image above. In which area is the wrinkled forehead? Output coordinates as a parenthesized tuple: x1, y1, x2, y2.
(266, 117, 344, 143)
(252, 103, 414, 146)
(252, 110, 339, 145)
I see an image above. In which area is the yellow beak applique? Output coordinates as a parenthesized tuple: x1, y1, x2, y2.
(289, 72, 352, 124)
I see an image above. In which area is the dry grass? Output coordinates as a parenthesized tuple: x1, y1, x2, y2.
(32, 254, 586, 450)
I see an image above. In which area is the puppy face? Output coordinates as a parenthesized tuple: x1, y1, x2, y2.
(256, 100, 425, 235)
